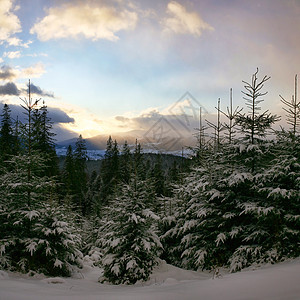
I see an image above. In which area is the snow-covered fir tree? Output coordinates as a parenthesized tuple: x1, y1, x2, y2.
(0, 84, 83, 276)
(161, 69, 299, 273)
(99, 179, 162, 284)
(0, 104, 15, 164)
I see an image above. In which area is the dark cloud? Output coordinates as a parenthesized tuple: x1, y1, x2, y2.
(26, 83, 55, 98)
(48, 107, 74, 123)
(0, 81, 54, 98)
(115, 116, 130, 122)
(0, 82, 20, 96)
(0, 65, 16, 81)
(52, 123, 78, 142)
(0, 102, 74, 125)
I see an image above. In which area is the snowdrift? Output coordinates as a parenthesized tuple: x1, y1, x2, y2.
(0, 259, 299, 300)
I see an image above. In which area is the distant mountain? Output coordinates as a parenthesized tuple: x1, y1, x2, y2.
(56, 129, 196, 153)
(56, 131, 145, 150)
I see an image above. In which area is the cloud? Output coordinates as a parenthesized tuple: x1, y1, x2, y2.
(0, 80, 54, 98)
(26, 53, 48, 58)
(0, 63, 46, 80)
(0, 65, 16, 80)
(0, 82, 19, 95)
(48, 107, 74, 123)
(0, 0, 21, 42)
(6, 37, 32, 48)
(30, 2, 138, 42)
(115, 116, 130, 122)
(0, 101, 74, 124)
(163, 1, 214, 36)
(52, 123, 78, 142)
(21, 63, 46, 78)
(26, 82, 54, 98)
(110, 109, 203, 151)
(3, 50, 21, 59)
(0, 101, 77, 141)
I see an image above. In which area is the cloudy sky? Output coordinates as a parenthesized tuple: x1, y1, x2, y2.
(0, 0, 299, 144)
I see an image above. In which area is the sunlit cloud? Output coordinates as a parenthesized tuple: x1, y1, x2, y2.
(0, 0, 21, 42)
(3, 50, 21, 59)
(6, 37, 32, 48)
(21, 62, 46, 78)
(163, 1, 214, 36)
(30, 2, 138, 42)
(52, 102, 106, 138)
(0, 63, 46, 81)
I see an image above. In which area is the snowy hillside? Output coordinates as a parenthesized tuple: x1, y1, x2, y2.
(56, 147, 106, 160)
(55, 146, 191, 160)
(1, 259, 299, 300)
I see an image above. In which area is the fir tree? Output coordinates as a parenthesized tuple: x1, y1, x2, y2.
(133, 139, 146, 181)
(150, 155, 166, 200)
(0, 104, 14, 164)
(162, 70, 288, 273)
(31, 102, 58, 177)
(100, 136, 119, 202)
(99, 179, 162, 284)
(0, 83, 83, 275)
(235, 68, 279, 172)
(120, 140, 131, 184)
(84, 170, 99, 216)
(62, 145, 75, 205)
(220, 88, 242, 144)
(280, 74, 299, 136)
(73, 135, 88, 214)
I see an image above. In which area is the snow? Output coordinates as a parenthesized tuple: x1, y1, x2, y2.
(55, 147, 192, 160)
(26, 241, 37, 256)
(0, 259, 300, 300)
(54, 259, 63, 268)
(0, 271, 8, 280)
(42, 277, 66, 284)
(215, 232, 227, 246)
(55, 148, 106, 160)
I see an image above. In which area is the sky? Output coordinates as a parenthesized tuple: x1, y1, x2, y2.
(0, 0, 299, 146)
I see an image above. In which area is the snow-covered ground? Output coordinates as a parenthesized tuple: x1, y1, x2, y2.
(56, 148, 106, 160)
(55, 147, 193, 160)
(1, 259, 299, 300)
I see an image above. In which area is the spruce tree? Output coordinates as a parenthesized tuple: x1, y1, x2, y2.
(280, 74, 299, 136)
(0, 104, 14, 164)
(73, 135, 88, 214)
(100, 136, 120, 202)
(0, 82, 83, 275)
(235, 68, 279, 172)
(228, 79, 300, 270)
(120, 140, 131, 184)
(133, 140, 146, 181)
(31, 102, 58, 177)
(99, 179, 162, 284)
(162, 70, 287, 273)
(62, 145, 76, 205)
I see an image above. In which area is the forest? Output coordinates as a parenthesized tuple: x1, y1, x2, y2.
(0, 69, 299, 284)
